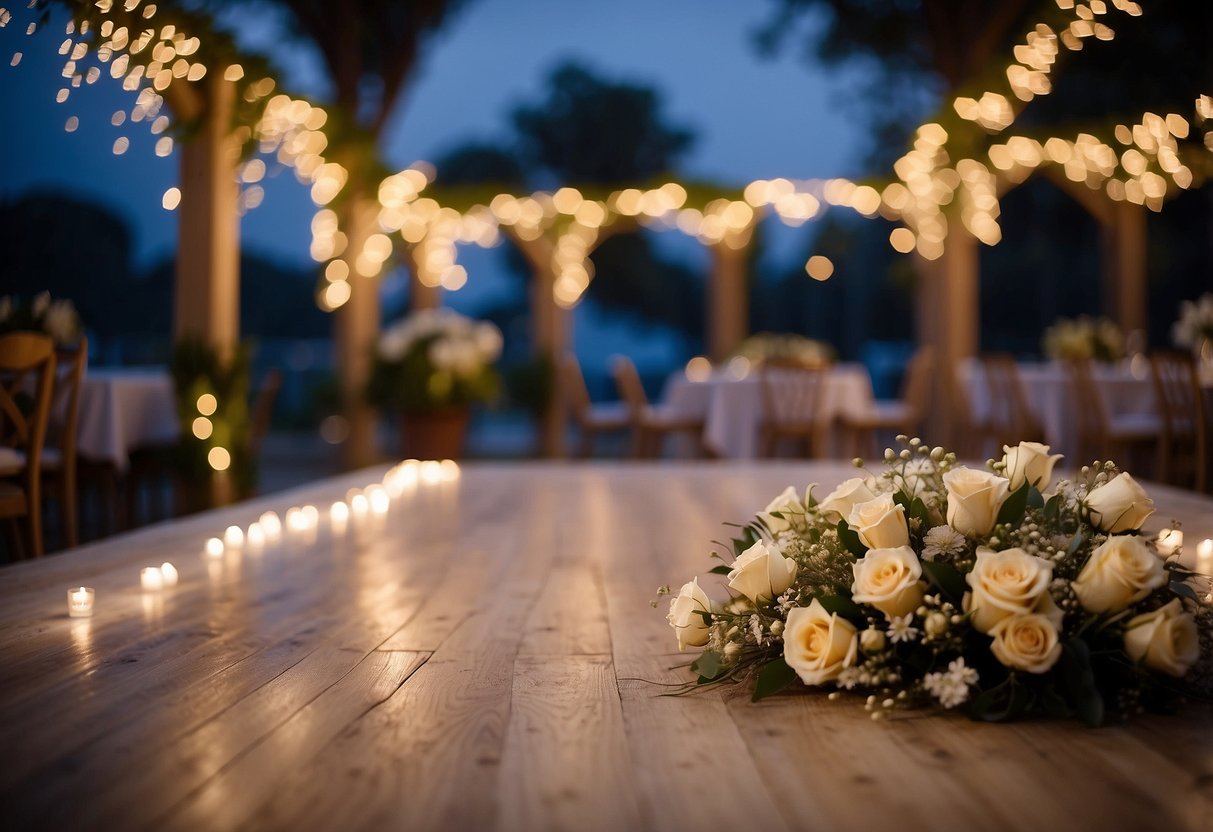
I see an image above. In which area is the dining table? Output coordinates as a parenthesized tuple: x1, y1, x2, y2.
(662, 363, 876, 458)
(74, 367, 179, 470)
(0, 461, 1210, 831)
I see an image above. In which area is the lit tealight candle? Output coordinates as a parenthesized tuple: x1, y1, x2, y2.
(330, 501, 350, 524)
(367, 486, 389, 514)
(67, 586, 95, 618)
(1156, 528, 1183, 556)
(247, 523, 265, 548)
(159, 562, 179, 587)
(258, 511, 282, 538)
(419, 461, 442, 485)
(301, 505, 319, 528)
(350, 493, 369, 515)
(439, 460, 460, 482)
(204, 537, 224, 558)
(1197, 539, 1213, 576)
(141, 567, 164, 591)
(224, 524, 244, 548)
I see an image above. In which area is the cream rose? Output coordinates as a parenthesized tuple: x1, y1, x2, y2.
(727, 540, 797, 603)
(847, 494, 909, 550)
(667, 578, 712, 650)
(851, 546, 925, 619)
(988, 612, 1062, 674)
(943, 467, 1011, 537)
(963, 547, 1053, 633)
(1085, 472, 1155, 533)
(1124, 599, 1200, 678)
(1071, 534, 1166, 614)
(860, 627, 886, 653)
(1001, 441, 1063, 491)
(817, 477, 877, 522)
(758, 486, 806, 534)
(783, 598, 858, 686)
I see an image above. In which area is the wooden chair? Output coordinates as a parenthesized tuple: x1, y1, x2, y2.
(611, 356, 706, 459)
(758, 360, 829, 458)
(38, 337, 87, 550)
(842, 347, 934, 455)
(1064, 357, 1157, 470)
(0, 333, 57, 559)
(981, 354, 1045, 451)
(561, 354, 629, 458)
(1150, 350, 1208, 492)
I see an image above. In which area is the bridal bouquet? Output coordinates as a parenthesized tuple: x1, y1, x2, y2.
(1041, 315, 1124, 362)
(663, 440, 1212, 725)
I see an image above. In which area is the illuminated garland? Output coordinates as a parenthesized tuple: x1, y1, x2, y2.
(3, 0, 1211, 315)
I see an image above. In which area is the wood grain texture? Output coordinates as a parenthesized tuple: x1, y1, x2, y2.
(0, 462, 1210, 832)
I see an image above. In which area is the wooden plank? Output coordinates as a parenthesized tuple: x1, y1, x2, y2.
(162, 650, 428, 832)
(498, 656, 644, 832)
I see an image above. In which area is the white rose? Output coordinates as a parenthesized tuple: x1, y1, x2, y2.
(847, 494, 909, 550)
(1001, 442, 1063, 491)
(428, 340, 456, 371)
(1124, 599, 1200, 678)
(817, 477, 876, 522)
(851, 545, 925, 619)
(1085, 473, 1155, 533)
(758, 486, 806, 534)
(475, 323, 503, 361)
(988, 612, 1062, 674)
(943, 467, 1011, 537)
(1071, 534, 1166, 614)
(667, 578, 712, 651)
(860, 627, 886, 653)
(963, 547, 1053, 633)
(783, 598, 858, 686)
(728, 540, 797, 603)
(378, 328, 410, 361)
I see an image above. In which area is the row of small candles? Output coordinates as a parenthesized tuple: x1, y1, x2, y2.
(1156, 528, 1213, 580)
(65, 459, 460, 618)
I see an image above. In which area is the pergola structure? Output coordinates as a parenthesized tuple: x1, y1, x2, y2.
(6, 0, 1211, 461)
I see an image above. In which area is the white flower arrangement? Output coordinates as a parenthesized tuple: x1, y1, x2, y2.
(732, 332, 835, 368)
(1041, 315, 1124, 362)
(1172, 293, 1213, 353)
(367, 308, 503, 413)
(0, 291, 82, 344)
(662, 438, 1212, 724)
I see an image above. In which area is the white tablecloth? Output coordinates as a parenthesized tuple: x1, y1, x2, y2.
(75, 369, 179, 470)
(662, 364, 875, 458)
(960, 359, 1158, 458)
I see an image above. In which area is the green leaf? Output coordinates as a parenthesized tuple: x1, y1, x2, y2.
(921, 560, 967, 602)
(814, 593, 865, 621)
(1060, 639, 1104, 728)
(733, 526, 760, 556)
(708, 565, 732, 576)
(1067, 531, 1090, 559)
(969, 678, 1030, 723)
(751, 657, 798, 702)
(908, 497, 931, 526)
(1170, 581, 1200, 603)
(1042, 494, 1062, 525)
(1026, 487, 1045, 510)
(691, 651, 725, 683)
(807, 527, 821, 544)
(893, 491, 911, 510)
(836, 520, 868, 557)
(996, 482, 1030, 528)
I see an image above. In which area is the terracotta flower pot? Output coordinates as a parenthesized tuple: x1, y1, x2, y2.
(399, 407, 471, 460)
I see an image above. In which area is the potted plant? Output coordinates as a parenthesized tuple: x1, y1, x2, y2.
(367, 309, 502, 459)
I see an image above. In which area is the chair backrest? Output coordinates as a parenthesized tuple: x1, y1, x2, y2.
(1063, 357, 1110, 452)
(981, 353, 1041, 443)
(611, 356, 648, 417)
(1151, 350, 1206, 441)
(48, 337, 88, 467)
(0, 333, 57, 487)
(561, 353, 592, 423)
(900, 346, 935, 421)
(249, 367, 283, 456)
(760, 360, 827, 428)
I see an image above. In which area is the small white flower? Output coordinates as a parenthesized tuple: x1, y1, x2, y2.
(923, 658, 978, 709)
(921, 525, 966, 561)
(886, 614, 920, 643)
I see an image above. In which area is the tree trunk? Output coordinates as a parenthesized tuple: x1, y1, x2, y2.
(335, 197, 382, 470)
(531, 263, 568, 458)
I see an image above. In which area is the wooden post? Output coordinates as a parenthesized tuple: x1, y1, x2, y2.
(1101, 202, 1147, 335)
(405, 247, 443, 312)
(173, 73, 239, 359)
(529, 261, 568, 459)
(707, 237, 751, 361)
(914, 227, 979, 448)
(334, 198, 382, 470)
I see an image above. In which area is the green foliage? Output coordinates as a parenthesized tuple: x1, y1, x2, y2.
(752, 658, 798, 702)
(503, 350, 554, 417)
(169, 336, 255, 500)
(921, 560, 966, 604)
